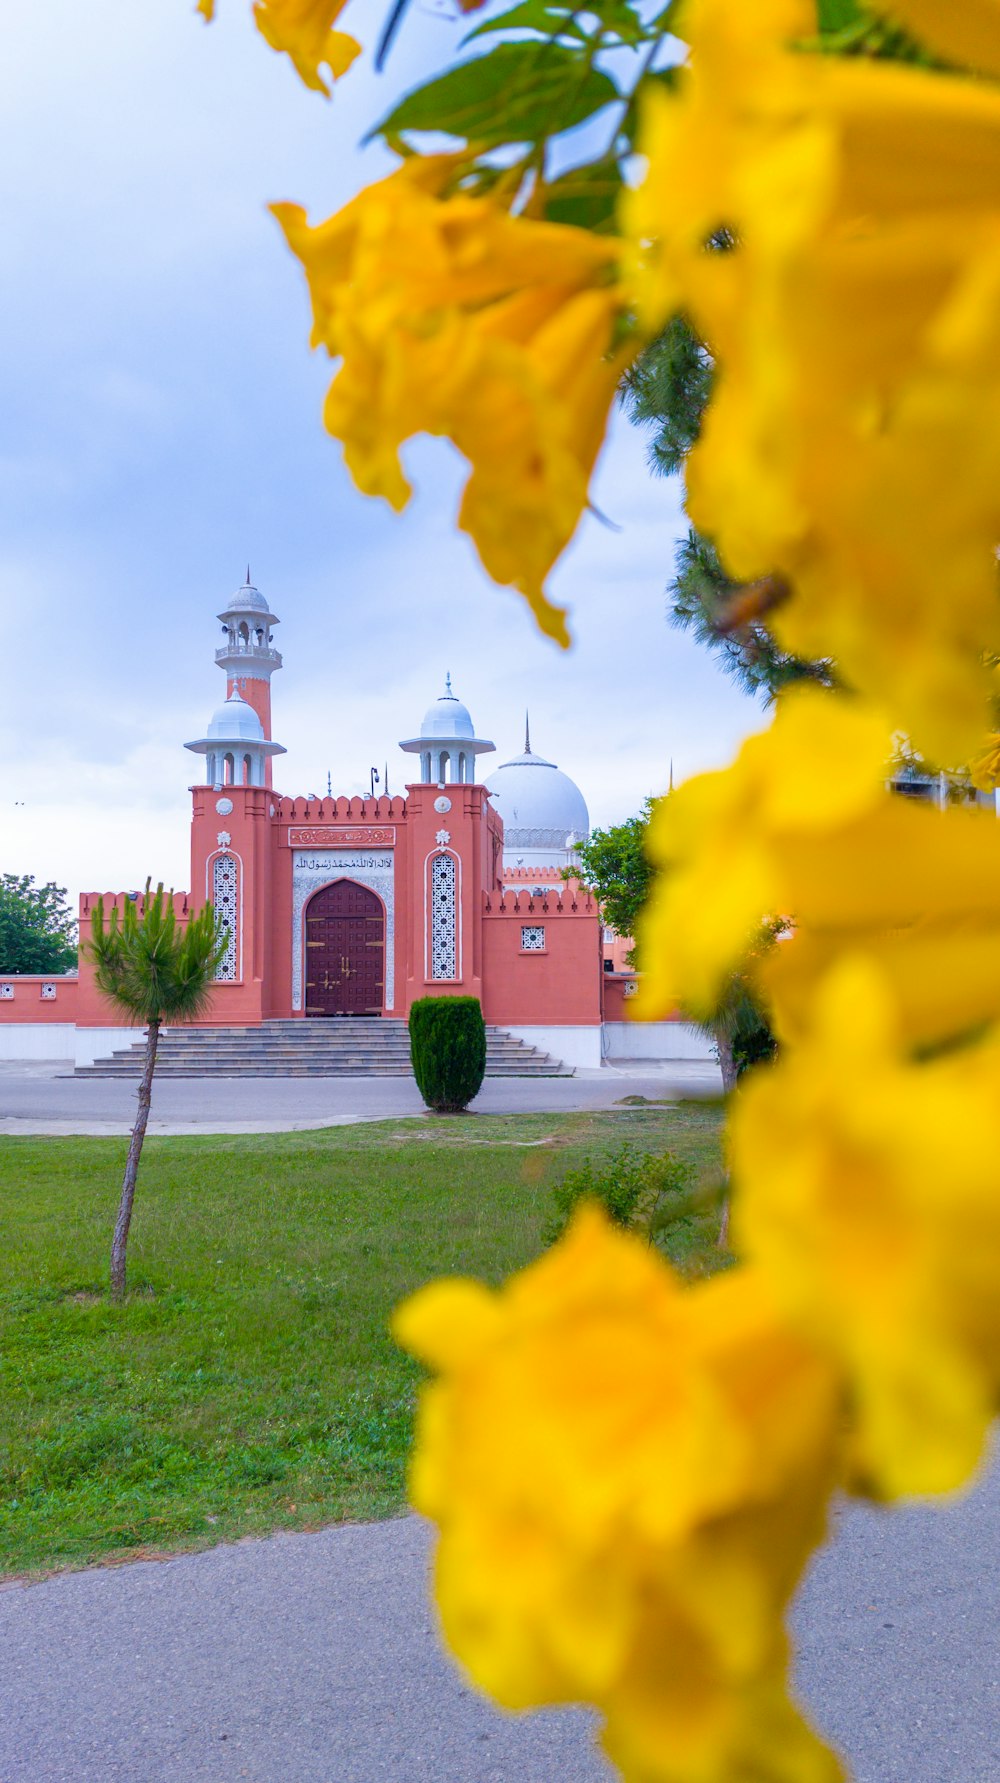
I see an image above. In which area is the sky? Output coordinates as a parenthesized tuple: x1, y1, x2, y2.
(1, 1, 760, 907)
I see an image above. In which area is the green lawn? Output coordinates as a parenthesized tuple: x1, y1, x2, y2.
(0, 1103, 724, 1579)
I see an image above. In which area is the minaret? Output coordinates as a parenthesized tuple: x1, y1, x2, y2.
(398, 675, 495, 784)
(184, 682, 286, 790)
(215, 571, 282, 783)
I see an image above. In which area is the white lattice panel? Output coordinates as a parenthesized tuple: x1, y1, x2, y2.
(521, 925, 545, 951)
(431, 854, 457, 979)
(212, 854, 239, 981)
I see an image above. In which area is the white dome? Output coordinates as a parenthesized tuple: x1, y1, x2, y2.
(206, 692, 264, 743)
(228, 578, 270, 614)
(486, 747, 589, 856)
(421, 690, 475, 740)
(217, 576, 277, 623)
(231, 588, 267, 616)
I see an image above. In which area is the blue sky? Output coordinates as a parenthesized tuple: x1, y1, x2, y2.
(2, 1, 759, 904)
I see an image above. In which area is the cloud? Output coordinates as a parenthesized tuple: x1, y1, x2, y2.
(2, 3, 760, 905)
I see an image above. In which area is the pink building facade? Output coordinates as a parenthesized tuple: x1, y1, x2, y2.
(6, 579, 675, 1070)
(1, 580, 716, 1069)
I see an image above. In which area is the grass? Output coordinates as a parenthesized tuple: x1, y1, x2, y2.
(0, 1103, 724, 1579)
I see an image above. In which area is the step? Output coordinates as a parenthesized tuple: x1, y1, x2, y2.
(74, 1019, 571, 1078)
(77, 1065, 568, 1079)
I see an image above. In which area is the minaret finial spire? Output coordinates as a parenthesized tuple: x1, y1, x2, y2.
(245, 563, 251, 586)
(524, 710, 531, 755)
(444, 671, 453, 698)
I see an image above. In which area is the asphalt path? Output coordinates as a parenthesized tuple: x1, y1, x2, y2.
(0, 1464, 996, 1783)
(0, 1061, 721, 1137)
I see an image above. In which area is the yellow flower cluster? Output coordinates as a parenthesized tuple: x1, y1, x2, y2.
(638, 688, 1000, 1049)
(626, 0, 1000, 761)
(381, 6, 1000, 1778)
(229, 0, 1000, 1774)
(395, 1208, 843, 1783)
(197, 0, 360, 94)
(272, 164, 628, 642)
(731, 955, 1000, 1500)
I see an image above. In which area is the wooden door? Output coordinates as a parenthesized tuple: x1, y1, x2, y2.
(304, 880, 385, 1016)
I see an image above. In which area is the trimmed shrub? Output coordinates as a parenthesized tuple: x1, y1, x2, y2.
(409, 995, 487, 1113)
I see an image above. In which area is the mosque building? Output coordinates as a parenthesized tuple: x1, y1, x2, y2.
(0, 578, 709, 1071)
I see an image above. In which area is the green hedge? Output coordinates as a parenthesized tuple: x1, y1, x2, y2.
(408, 996, 487, 1113)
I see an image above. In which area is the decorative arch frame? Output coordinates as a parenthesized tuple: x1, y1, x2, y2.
(291, 849, 395, 1013)
(297, 876, 389, 1016)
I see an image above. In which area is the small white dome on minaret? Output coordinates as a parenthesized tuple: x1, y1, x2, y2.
(186, 681, 286, 790)
(399, 676, 495, 784)
(216, 569, 282, 685)
(196, 569, 286, 790)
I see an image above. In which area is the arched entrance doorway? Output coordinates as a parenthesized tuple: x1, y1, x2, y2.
(304, 880, 385, 1016)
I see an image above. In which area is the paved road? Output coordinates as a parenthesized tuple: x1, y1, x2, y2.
(1, 1466, 996, 1783)
(0, 1061, 721, 1137)
(792, 1461, 999, 1782)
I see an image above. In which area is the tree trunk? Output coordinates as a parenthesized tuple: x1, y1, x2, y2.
(717, 1190, 731, 1250)
(714, 1027, 739, 1095)
(110, 1017, 159, 1303)
(713, 1026, 737, 1248)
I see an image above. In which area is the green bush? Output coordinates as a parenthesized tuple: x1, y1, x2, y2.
(542, 1143, 694, 1248)
(731, 1005, 778, 1078)
(408, 995, 487, 1113)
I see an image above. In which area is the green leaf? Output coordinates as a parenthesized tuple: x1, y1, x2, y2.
(541, 159, 625, 232)
(590, 0, 657, 45)
(462, 2, 591, 47)
(463, 0, 656, 49)
(816, 0, 867, 30)
(368, 42, 621, 149)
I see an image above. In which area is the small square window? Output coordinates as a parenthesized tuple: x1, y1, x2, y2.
(40, 983, 57, 1000)
(0, 983, 13, 1000)
(521, 925, 545, 951)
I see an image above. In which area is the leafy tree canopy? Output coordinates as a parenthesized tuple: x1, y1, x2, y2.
(574, 798, 658, 948)
(0, 875, 77, 975)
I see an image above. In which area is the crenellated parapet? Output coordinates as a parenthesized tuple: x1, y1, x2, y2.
(79, 889, 193, 922)
(273, 793, 408, 823)
(484, 885, 595, 915)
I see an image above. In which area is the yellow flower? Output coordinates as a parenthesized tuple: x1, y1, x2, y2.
(622, 0, 820, 330)
(639, 685, 1000, 1044)
(637, 687, 892, 1017)
(623, 3, 1000, 757)
(603, 1642, 844, 1783)
(455, 288, 628, 641)
(731, 955, 1000, 1499)
(394, 1207, 843, 1781)
(970, 731, 1000, 791)
(198, 1, 360, 90)
(272, 163, 629, 643)
(253, 0, 360, 93)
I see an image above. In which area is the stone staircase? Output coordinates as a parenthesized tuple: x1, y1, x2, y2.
(73, 1018, 572, 1079)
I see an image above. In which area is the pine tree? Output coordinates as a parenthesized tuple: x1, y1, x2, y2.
(87, 884, 224, 1301)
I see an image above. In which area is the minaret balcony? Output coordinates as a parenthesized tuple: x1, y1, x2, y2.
(216, 642, 282, 668)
